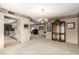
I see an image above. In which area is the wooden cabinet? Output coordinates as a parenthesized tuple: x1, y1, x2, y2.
(52, 21, 66, 42)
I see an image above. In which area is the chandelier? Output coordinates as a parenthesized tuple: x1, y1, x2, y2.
(37, 9, 48, 24)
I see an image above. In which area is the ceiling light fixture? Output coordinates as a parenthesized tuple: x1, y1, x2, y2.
(37, 9, 48, 24)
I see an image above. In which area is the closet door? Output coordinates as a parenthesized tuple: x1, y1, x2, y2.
(59, 22, 66, 42)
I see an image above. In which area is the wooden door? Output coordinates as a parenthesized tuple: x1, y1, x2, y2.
(59, 22, 66, 42)
(52, 23, 60, 41)
(52, 21, 66, 42)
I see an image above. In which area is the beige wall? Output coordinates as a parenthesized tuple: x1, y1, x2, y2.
(46, 23, 52, 40)
(20, 18, 30, 43)
(46, 32, 52, 40)
(61, 17, 79, 44)
(39, 25, 44, 35)
(46, 17, 79, 44)
(0, 12, 31, 49)
(33, 25, 45, 35)
(0, 12, 4, 49)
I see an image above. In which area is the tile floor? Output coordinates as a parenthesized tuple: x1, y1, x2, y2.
(0, 35, 79, 55)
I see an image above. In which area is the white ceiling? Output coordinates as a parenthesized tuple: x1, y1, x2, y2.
(0, 3, 79, 21)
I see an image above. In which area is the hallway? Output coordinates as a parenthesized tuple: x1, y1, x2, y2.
(0, 35, 79, 55)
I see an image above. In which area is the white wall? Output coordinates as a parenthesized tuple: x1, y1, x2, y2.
(0, 12, 4, 49)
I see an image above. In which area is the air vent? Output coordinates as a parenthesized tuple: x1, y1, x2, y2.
(8, 11, 15, 15)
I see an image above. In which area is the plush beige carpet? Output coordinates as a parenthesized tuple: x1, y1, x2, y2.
(0, 35, 79, 55)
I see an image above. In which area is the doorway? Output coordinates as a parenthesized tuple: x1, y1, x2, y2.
(4, 16, 20, 47)
(52, 21, 66, 42)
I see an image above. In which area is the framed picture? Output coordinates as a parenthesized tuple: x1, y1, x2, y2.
(67, 22, 75, 29)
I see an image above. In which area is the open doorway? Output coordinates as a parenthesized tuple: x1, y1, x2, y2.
(4, 16, 19, 47)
